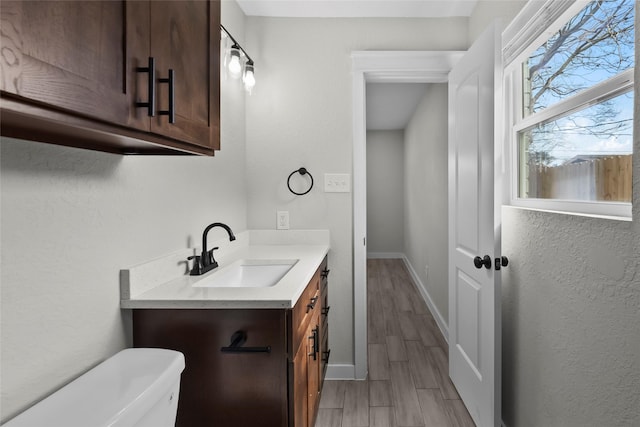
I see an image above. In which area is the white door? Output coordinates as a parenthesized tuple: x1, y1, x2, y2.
(448, 23, 503, 427)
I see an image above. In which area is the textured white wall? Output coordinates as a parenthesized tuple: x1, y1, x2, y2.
(403, 84, 449, 323)
(499, 7, 640, 427)
(366, 130, 405, 255)
(502, 207, 640, 426)
(244, 16, 468, 365)
(0, 2, 248, 422)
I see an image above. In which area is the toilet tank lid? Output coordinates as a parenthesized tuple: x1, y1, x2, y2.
(3, 348, 185, 427)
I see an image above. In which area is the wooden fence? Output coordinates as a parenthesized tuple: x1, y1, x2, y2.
(528, 155, 632, 202)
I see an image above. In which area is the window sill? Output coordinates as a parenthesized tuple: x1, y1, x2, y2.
(507, 200, 632, 222)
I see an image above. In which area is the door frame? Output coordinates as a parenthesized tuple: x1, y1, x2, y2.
(351, 51, 465, 379)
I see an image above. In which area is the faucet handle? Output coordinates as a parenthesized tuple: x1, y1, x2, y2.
(188, 255, 202, 276)
(207, 247, 220, 266)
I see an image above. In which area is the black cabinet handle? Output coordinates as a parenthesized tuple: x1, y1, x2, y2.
(158, 69, 175, 123)
(321, 268, 330, 278)
(135, 57, 156, 117)
(307, 296, 318, 312)
(220, 330, 271, 353)
(322, 349, 331, 363)
(308, 326, 319, 360)
(322, 306, 331, 316)
(473, 255, 492, 269)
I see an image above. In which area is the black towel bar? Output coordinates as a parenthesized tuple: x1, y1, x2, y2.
(221, 346, 271, 353)
(220, 330, 271, 353)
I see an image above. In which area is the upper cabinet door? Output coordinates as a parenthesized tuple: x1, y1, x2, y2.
(148, 0, 220, 150)
(1, 1, 133, 127)
(126, 1, 152, 132)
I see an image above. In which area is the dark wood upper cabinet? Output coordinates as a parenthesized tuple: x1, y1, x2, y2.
(146, 1, 220, 150)
(0, 0, 221, 155)
(1, 1, 131, 125)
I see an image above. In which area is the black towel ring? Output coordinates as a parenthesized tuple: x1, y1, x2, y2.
(287, 167, 314, 196)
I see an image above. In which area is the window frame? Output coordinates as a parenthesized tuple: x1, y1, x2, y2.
(503, 0, 635, 220)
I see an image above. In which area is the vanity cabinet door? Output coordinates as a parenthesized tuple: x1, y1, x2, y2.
(291, 311, 321, 427)
(133, 309, 288, 427)
(292, 338, 309, 427)
(1, 1, 132, 126)
(307, 317, 321, 427)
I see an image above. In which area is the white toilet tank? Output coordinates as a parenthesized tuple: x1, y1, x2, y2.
(3, 348, 185, 427)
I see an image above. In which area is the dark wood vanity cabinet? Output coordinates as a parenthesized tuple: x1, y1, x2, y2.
(0, 0, 220, 155)
(132, 256, 329, 427)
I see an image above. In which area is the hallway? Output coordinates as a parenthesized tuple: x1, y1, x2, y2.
(316, 258, 475, 427)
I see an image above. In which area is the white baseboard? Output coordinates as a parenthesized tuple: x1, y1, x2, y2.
(325, 364, 356, 380)
(401, 256, 449, 343)
(367, 252, 404, 259)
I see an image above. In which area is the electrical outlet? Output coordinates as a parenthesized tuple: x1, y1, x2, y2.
(324, 173, 351, 193)
(277, 211, 290, 230)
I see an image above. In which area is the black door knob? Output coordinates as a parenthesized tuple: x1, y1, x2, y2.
(473, 255, 492, 269)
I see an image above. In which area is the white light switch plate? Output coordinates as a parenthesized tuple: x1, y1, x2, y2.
(324, 173, 351, 192)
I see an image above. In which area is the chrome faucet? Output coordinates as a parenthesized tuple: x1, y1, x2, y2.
(188, 222, 236, 276)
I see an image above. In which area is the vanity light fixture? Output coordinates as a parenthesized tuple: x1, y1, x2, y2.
(228, 44, 243, 78)
(243, 60, 255, 90)
(221, 25, 256, 92)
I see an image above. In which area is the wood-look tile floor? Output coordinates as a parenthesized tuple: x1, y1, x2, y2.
(317, 259, 475, 427)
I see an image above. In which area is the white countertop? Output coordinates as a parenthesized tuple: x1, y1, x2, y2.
(120, 230, 330, 309)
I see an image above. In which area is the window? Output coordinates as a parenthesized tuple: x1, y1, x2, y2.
(508, 0, 635, 218)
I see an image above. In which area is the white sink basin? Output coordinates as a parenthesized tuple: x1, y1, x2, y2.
(193, 259, 298, 288)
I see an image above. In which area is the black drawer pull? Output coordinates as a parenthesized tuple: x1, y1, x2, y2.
(135, 56, 156, 117)
(322, 306, 331, 316)
(307, 296, 318, 312)
(220, 330, 271, 353)
(321, 268, 330, 278)
(322, 349, 331, 363)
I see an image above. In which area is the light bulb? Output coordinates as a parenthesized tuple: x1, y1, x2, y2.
(228, 46, 242, 78)
(243, 62, 256, 91)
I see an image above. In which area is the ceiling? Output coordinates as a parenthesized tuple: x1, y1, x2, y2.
(366, 83, 429, 130)
(236, 0, 478, 18)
